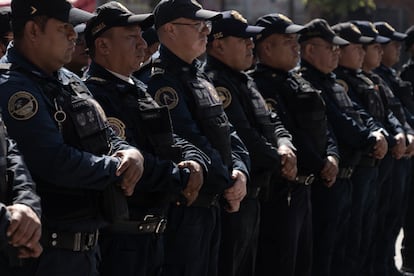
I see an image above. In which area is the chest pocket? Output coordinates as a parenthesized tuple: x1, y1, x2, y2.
(61, 93, 111, 155)
(187, 77, 232, 167)
(331, 82, 363, 125)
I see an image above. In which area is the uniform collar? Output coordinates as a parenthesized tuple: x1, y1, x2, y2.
(87, 61, 146, 93)
(255, 63, 289, 78)
(205, 55, 248, 82)
(300, 59, 336, 81)
(158, 45, 201, 75)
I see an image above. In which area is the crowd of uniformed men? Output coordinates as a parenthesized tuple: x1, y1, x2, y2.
(2, 0, 414, 275)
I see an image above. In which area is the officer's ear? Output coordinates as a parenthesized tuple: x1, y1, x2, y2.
(95, 37, 110, 56)
(163, 23, 178, 40)
(211, 39, 225, 53)
(25, 20, 41, 42)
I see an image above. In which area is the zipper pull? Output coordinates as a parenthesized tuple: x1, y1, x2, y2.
(287, 191, 291, 207)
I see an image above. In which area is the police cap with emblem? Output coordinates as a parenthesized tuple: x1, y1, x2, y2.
(351, 21, 390, 44)
(85, 1, 154, 49)
(153, 0, 221, 29)
(405, 25, 414, 50)
(298, 18, 349, 45)
(254, 13, 304, 43)
(374, 21, 407, 42)
(11, 0, 92, 28)
(208, 10, 264, 42)
(331, 22, 374, 44)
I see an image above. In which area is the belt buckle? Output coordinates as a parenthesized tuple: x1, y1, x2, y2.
(155, 218, 167, 234)
(304, 174, 315, 185)
(73, 232, 82, 251)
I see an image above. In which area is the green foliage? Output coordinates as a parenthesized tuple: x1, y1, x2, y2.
(304, 0, 376, 16)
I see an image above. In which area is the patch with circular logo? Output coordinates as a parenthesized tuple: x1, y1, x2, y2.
(8, 91, 38, 120)
(265, 98, 278, 112)
(107, 117, 126, 140)
(154, 87, 179, 110)
(215, 86, 232, 109)
(336, 79, 349, 93)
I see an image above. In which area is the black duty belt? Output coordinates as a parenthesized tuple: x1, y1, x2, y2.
(246, 186, 261, 199)
(191, 193, 220, 208)
(337, 167, 354, 179)
(41, 229, 99, 252)
(295, 174, 315, 185)
(106, 215, 167, 235)
(358, 156, 379, 167)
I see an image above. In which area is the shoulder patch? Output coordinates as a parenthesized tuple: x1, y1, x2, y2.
(8, 91, 38, 120)
(154, 87, 179, 110)
(107, 117, 126, 140)
(215, 86, 232, 109)
(265, 98, 278, 112)
(336, 79, 349, 93)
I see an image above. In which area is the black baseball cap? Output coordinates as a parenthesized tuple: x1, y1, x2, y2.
(374, 21, 407, 41)
(299, 18, 349, 45)
(405, 25, 414, 50)
(254, 13, 304, 43)
(208, 10, 264, 42)
(84, 1, 154, 49)
(351, 21, 390, 44)
(153, 0, 221, 29)
(11, 0, 93, 26)
(331, 22, 373, 44)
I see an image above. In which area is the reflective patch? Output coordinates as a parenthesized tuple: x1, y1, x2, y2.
(8, 91, 38, 120)
(154, 87, 179, 110)
(107, 117, 126, 140)
(215, 86, 232, 109)
(336, 79, 349, 93)
(265, 98, 278, 112)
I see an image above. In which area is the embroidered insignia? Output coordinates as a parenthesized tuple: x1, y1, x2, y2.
(265, 98, 278, 112)
(107, 117, 126, 140)
(154, 87, 179, 110)
(336, 79, 349, 93)
(8, 91, 38, 120)
(215, 86, 232, 109)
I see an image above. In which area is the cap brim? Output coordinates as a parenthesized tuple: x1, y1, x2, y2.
(376, 35, 391, 44)
(333, 35, 350, 45)
(127, 13, 154, 30)
(245, 25, 265, 36)
(286, 24, 305, 34)
(359, 36, 375, 44)
(391, 32, 407, 41)
(74, 23, 86, 34)
(194, 9, 222, 21)
(69, 7, 94, 25)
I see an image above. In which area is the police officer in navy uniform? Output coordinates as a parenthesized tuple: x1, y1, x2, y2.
(204, 11, 297, 276)
(148, 1, 250, 275)
(333, 21, 407, 276)
(83, 2, 209, 276)
(0, 7, 12, 57)
(399, 24, 414, 275)
(299, 19, 388, 276)
(0, 112, 42, 276)
(0, 0, 145, 275)
(372, 21, 414, 276)
(134, 27, 160, 84)
(251, 14, 339, 276)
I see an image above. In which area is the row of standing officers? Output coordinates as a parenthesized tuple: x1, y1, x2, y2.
(2, 0, 414, 276)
